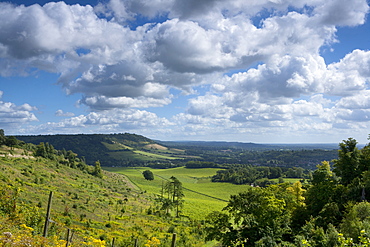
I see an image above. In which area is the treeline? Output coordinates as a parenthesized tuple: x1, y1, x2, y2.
(0, 130, 103, 178)
(34, 142, 104, 178)
(211, 165, 308, 185)
(184, 161, 222, 168)
(183, 148, 338, 169)
(16, 134, 109, 165)
(184, 161, 309, 185)
(205, 137, 370, 246)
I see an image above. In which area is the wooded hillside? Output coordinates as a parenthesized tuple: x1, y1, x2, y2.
(16, 133, 338, 168)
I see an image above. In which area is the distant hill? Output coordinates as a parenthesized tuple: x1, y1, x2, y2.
(157, 140, 268, 150)
(159, 140, 339, 169)
(16, 133, 186, 166)
(16, 133, 340, 169)
(159, 140, 340, 151)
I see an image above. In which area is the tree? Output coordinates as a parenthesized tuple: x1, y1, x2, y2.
(304, 161, 347, 229)
(286, 181, 306, 206)
(311, 161, 334, 185)
(360, 140, 370, 176)
(35, 143, 47, 158)
(92, 160, 103, 178)
(143, 170, 154, 181)
(333, 138, 361, 185)
(205, 211, 233, 244)
(0, 129, 5, 146)
(206, 187, 291, 246)
(34, 142, 56, 159)
(160, 176, 184, 217)
(340, 202, 370, 242)
(305, 161, 338, 216)
(5, 136, 18, 150)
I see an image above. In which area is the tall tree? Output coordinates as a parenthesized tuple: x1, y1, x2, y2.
(163, 176, 184, 217)
(333, 138, 361, 185)
(0, 129, 5, 146)
(286, 181, 306, 206)
(306, 161, 337, 216)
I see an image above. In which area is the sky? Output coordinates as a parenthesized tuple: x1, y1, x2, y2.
(0, 0, 370, 144)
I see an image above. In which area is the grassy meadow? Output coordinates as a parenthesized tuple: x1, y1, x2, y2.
(104, 167, 252, 219)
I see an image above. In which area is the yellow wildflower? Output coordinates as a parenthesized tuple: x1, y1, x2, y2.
(145, 237, 160, 247)
(20, 224, 34, 232)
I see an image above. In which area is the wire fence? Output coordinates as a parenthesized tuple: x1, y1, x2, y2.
(42, 191, 178, 247)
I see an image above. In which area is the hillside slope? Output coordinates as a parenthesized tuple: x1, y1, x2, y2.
(16, 133, 185, 166)
(0, 146, 206, 246)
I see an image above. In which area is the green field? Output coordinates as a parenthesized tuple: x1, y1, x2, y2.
(133, 150, 181, 160)
(270, 178, 302, 183)
(105, 167, 251, 219)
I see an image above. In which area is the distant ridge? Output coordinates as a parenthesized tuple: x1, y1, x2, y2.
(15, 133, 178, 166)
(158, 140, 339, 151)
(15, 133, 339, 169)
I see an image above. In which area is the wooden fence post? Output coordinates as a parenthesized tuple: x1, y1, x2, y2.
(66, 228, 71, 247)
(43, 191, 53, 238)
(111, 237, 115, 247)
(171, 233, 177, 247)
(134, 238, 138, 247)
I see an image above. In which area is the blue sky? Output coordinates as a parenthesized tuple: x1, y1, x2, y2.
(0, 0, 370, 144)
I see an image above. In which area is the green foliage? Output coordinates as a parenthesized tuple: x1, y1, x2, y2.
(340, 202, 370, 242)
(185, 161, 219, 168)
(159, 176, 185, 217)
(92, 160, 103, 178)
(304, 161, 347, 228)
(143, 170, 154, 180)
(334, 138, 362, 185)
(0, 185, 19, 216)
(206, 187, 291, 246)
(212, 165, 307, 185)
(0, 129, 6, 146)
(202, 136, 370, 246)
(338, 230, 370, 246)
(5, 136, 19, 149)
(175, 142, 338, 169)
(34, 142, 56, 160)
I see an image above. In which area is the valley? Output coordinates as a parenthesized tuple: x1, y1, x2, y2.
(2, 131, 370, 246)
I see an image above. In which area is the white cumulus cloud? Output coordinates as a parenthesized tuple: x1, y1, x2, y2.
(0, 0, 369, 142)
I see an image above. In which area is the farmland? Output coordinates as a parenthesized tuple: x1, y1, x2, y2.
(105, 166, 252, 218)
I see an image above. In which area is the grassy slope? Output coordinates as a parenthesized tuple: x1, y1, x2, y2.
(0, 149, 208, 246)
(103, 138, 186, 162)
(105, 167, 251, 219)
